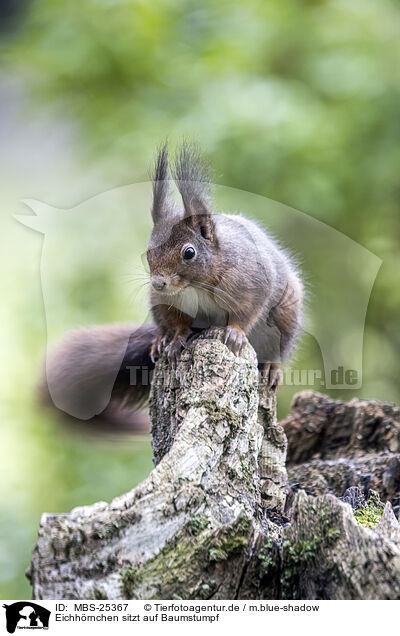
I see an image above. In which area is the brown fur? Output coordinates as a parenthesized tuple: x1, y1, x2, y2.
(42, 144, 303, 426)
(147, 145, 303, 385)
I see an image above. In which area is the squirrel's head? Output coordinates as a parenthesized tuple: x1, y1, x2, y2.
(147, 143, 219, 296)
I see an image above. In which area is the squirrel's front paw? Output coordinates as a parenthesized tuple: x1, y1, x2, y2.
(220, 325, 248, 356)
(165, 334, 188, 369)
(150, 334, 168, 363)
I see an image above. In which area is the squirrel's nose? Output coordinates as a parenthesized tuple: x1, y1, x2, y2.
(152, 276, 167, 292)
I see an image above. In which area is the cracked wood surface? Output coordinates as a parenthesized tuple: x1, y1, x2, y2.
(28, 337, 400, 600)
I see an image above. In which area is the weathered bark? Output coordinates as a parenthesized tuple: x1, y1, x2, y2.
(282, 391, 400, 517)
(28, 338, 400, 600)
(257, 383, 288, 512)
(280, 490, 400, 600)
(28, 331, 285, 599)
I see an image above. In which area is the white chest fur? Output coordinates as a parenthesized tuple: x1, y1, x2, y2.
(176, 286, 228, 327)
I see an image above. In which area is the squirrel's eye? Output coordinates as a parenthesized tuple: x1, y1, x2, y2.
(183, 246, 196, 261)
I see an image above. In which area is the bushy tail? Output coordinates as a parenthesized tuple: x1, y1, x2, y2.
(39, 323, 158, 432)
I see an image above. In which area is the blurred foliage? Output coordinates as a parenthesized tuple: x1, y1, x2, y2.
(0, 0, 400, 598)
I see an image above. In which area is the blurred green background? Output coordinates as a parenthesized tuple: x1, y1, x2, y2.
(0, 0, 399, 598)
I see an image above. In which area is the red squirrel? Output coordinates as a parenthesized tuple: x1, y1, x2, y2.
(41, 144, 303, 424)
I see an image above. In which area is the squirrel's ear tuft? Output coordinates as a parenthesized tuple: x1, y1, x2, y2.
(174, 142, 216, 241)
(173, 142, 213, 216)
(151, 142, 174, 224)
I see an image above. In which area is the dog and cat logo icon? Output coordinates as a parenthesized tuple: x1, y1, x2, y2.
(2, 602, 50, 633)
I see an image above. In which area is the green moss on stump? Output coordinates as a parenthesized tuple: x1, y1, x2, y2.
(354, 504, 383, 529)
(352, 491, 384, 529)
(208, 526, 250, 562)
(120, 566, 142, 598)
(186, 516, 210, 537)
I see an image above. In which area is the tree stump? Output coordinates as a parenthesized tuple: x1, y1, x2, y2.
(282, 391, 400, 515)
(28, 332, 284, 599)
(28, 336, 400, 600)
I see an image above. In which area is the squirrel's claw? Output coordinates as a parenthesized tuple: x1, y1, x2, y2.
(223, 325, 248, 356)
(150, 334, 168, 363)
(165, 334, 188, 370)
(205, 325, 248, 356)
(152, 331, 189, 368)
(264, 362, 282, 391)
